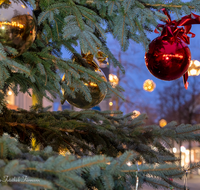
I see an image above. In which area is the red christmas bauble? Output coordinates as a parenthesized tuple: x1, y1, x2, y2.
(145, 36, 191, 81)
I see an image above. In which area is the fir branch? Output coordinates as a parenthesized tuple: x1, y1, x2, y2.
(144, 3, 195, 9)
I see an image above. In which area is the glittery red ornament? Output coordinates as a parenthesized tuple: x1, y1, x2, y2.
(145, 36, 191, 81)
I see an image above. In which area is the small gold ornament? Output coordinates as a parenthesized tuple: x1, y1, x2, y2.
(62, 52, 107, 109)
(0, 0, 37, 56)
(143, 79, 156, 92)
(95, 50, 109, 68)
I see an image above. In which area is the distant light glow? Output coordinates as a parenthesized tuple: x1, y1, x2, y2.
(7, 91, 12, 96)
(180, 146, 186, 153)
(126, 161, 132, 166)
(138, 161, 142, 165)
(132, 110, 140, 119)
(194, 60, 200, 67)
(159, 119, 167, 127)
(173, 147, 177, 153)
(189, 69, 198, 76)
(21, 5, 26, 8)
(109, 74, 119, 87)
(143, 79, 156, 92)
(188, 60, 200, 76)
(109, 102, 113, 106)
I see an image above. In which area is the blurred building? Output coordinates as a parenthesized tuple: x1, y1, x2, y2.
(173, 141, 200, 168)
(6, 88, 53, 111)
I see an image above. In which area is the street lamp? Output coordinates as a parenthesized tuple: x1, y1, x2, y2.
(188, 60, 200, 76)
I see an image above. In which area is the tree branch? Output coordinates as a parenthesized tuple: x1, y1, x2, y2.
(5, 122, 87, 133)
(144, 3, 194, 9)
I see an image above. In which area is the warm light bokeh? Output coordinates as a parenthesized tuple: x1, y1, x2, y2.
(159, 119, 167, 127)
(143, 79, 156, 92)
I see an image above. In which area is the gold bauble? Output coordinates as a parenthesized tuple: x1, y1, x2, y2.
(0, 0, 37, 56)
(62, 53, 107, 109)
(95, 50, 109, 68)
(143, 79, 156, 92)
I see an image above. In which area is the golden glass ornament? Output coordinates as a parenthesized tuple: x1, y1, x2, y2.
(0, 0, 37, 56)
(143, 79, 156, 92)
(62, 53, 107, 109)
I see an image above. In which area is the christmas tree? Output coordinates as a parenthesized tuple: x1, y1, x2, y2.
(0, 0, 200, 189)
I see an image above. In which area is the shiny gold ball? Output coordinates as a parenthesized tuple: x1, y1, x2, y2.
(143, 79, 156, 92)
(0, 0, 37, 56)
(62, 53, 107, 109)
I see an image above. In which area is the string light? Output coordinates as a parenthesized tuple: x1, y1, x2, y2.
(109, 102, 113, 106)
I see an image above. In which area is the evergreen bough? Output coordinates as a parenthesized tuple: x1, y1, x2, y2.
(0, 0, 200, 189)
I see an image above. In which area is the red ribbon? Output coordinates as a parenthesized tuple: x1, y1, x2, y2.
(154, 8, 200, 89)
